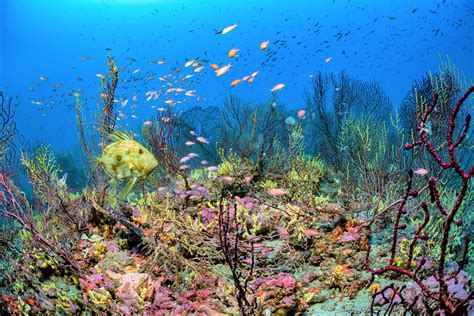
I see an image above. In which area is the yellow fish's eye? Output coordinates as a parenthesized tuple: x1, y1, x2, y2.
(138, 148, 143, 155)
(115, 154, 123, 162)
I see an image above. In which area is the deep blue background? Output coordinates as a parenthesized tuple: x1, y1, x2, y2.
(1, 0, 473, 153)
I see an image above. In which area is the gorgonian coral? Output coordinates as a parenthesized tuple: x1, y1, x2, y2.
(365, 86, 473, 314)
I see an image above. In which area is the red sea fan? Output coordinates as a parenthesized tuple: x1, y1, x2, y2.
(365, 86, 474, 315)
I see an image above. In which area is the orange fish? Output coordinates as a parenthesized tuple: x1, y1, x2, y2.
(210, 63, 219, 70)
(276, 226, 289, 236)
(260, 41, 269, 50)
(303, 229, 320, 237)
(220, 176, 234, 182)
(230, 79, 242, 87)
(196, 136, 208, 143)
(270, 83, 285, 92)
(267, 188, 288, 196)
(325, 57, 332, 63)
(414, 168, 428, 175)
(228, 48, 239, 58)
(215, 64, 231, 77)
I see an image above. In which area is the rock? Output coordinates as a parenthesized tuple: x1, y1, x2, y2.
(113, 272, 149, 302)
(322, 202, 343, 215)
(313, 289, 331, 303)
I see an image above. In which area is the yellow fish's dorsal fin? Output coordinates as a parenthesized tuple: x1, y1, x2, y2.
(88, 155, 100, 172)
(108, 129, 134, 142)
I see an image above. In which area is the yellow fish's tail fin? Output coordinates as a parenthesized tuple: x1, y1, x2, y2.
(108, 129, 133, 142)
(88, 155, 101, 172)
(119, 177, 137, 200)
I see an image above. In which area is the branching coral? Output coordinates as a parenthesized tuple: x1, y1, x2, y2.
(73, 55, 120, 188)
(263, 124, 326, 204)
(21, 144, 63, 201)
(218, 194, 256, 315)
(304, 71, 392, 170)
(0, 172, 82, 276)
(20, 144, 84, 236)
(339, 113, 407, 219)
(99, 55, 120, 147)
(74, 93, 98, 184)
(0, 92, 18, 176)
(365, 86, 474, 314)
(143, 105, 191, 192)
(219, 95, 281, 171)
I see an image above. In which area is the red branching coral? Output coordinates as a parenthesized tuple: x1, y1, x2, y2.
(218, 194, 256, 315)
(365, 86, 473, 314)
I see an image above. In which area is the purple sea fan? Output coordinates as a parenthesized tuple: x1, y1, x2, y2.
(151, 286, 174, 309)
(201, 207, 217, 226)
(240, 197, 259, 210)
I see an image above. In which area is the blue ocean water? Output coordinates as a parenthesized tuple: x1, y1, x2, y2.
(1, 0, 473, 153)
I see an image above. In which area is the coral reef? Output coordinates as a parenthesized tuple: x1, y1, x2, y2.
(0, 58, 472, 315)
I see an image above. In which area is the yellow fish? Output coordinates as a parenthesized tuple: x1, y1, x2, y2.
(91, 130, 158, 199)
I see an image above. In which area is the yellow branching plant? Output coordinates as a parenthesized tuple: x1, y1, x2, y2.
(99, 55, 119, 147)
(130, 191, 216, 277)
(21, 144, 65, 203)
(278, 124, 326, 203)
(339, 114, 406, 219)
